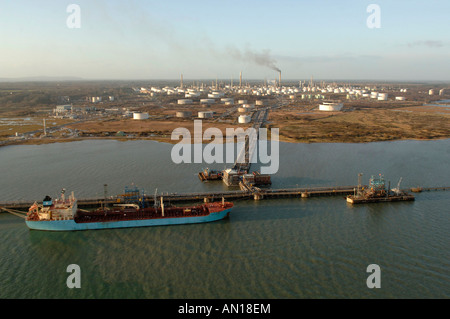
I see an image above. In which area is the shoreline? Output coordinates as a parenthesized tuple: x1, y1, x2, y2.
(1, 134, 449, 148)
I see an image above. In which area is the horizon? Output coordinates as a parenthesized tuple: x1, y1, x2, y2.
(1, 77, 449, 85)
(1, 0, 449, 82)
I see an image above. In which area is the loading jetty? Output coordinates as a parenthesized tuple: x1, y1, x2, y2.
(1, 185, 449, 213)
(0, 185, 357, 211)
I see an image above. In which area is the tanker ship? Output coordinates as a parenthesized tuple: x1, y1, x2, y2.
(26, 188, 233, 232)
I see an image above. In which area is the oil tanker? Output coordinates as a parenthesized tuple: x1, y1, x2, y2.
(26, 188, 233, 232)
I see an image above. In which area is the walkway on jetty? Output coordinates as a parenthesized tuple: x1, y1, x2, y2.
(1, 186, 449, 212)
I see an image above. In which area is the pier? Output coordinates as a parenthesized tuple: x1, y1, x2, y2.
(1, 185, 448, 212)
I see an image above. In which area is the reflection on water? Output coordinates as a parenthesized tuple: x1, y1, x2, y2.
(0, 139, 449, 298)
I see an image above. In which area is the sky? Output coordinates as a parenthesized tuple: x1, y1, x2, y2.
(0, 0, 449, 81)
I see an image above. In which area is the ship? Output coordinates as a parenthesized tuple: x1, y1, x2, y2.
(346, 174, 415, 204)
(26, 187, 233, 232)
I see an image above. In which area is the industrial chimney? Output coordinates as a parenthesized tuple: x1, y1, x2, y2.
(278, 71, 281, 87)
(239, 71, 242, 88)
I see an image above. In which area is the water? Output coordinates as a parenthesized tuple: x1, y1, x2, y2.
(424, 99, 450, 107)
(0, 139, 449, 298)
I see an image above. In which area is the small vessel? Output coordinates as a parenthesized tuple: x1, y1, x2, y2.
(198, 168, 223, 181)
(346, 174, 415, 204)
(26, 187, 233, 232)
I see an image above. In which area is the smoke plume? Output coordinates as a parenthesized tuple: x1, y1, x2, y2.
(227, 46, 281, 73)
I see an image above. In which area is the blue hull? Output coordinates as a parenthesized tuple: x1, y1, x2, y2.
(26, 208, 231, 232)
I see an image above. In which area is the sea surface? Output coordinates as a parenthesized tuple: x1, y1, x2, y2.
(0, 139, 449, 299)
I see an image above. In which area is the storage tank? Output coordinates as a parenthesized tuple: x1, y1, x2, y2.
(318, 102, 344, 112)
(395, 96, 406, 101)
(238, 115, 251, 124)
(133, 112, 149, 120)
(176, 111, 192, 118)
(200, 99, 215, 104)
(255, 100, 268, 106)
(378, 93, 388, 101)
(198, 111, 214, 119)
(221, 98, 234, 104)
(178, 99, 193, 105)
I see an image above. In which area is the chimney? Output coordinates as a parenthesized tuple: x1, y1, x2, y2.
(239, 71, 242, 88)
(279, 71, 281, 87)
(180, 74, 183, 89)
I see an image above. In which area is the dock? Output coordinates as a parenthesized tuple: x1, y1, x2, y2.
(0, 185, 357, 211)
(1, 186, 448, 212)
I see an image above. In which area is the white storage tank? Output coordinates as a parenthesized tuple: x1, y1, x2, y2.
(176, 111, 192, 118)
(395, 96, 406, 101)
(208, 92, 224, 99)
(178, 99, 193, 105)
(200, 99, 215, 104)
(318, 102, 344, 112)
(221, 98, 234, 104)
(255, 100, 268, 106)
(198, 111, 214, 119)
(378, 93, 388, 101)
(238, 115, 251, 124)
(133, 112, 149, 120)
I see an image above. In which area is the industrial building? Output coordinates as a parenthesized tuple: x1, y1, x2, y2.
(55, 105, 72, 114)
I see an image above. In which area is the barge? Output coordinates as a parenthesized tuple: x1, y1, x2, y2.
(346, 174, 415, 204)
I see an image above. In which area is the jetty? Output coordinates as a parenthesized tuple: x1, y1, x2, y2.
(1, 185, 448, 212)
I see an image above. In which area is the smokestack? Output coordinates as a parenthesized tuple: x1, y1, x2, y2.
(180, 74, 183, 89)
(279, 71, 281, 87)
(239, 71, 242, 88)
